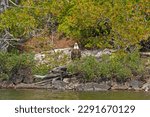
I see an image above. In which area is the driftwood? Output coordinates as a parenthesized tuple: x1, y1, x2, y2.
(33, 79, 54, 85)
(0, 30, 20, 52)
(140, 52, 150, 57)
(33, 73, 60, 79)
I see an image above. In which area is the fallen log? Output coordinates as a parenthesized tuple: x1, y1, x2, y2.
(140, 52, 150, 57)
(33, 79, 53, 85)
(34, 73, 60, 79)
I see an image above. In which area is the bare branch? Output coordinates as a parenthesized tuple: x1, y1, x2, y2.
(8, 0, 18, 7)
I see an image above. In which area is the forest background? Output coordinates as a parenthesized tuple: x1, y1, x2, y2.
(0, 0, 149, 81)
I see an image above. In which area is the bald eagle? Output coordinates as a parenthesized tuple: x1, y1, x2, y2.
(71, 43, 81, 60)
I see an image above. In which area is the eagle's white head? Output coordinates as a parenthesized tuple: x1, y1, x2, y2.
(73, 43, 79, 49)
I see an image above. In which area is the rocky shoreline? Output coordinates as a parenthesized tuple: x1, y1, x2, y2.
(0, 66, 150, 92)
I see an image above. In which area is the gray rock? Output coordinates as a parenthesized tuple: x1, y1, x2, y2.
(75, 82, 110, 91)
(70, 77, 79, 82)
(53, 48, 72, 55)
(15, 83, 53, 89)
(11, 76, 23, 85)
(23, 76, 34, 84)
(93, 83, 110, 91)
(81, 49, 114, 58)
(63, 78, 70, 83)
(66, 82, 80, 90)
(65, 77, 79, 90)
(129, 80, 143, 90)
(75, 84, 84, 91)
(0, 81, 14, 88)
(52, 80, 67, 90)
(83, 83, 94, 91)
(111, 83, 129, 90)
(145, 78, 150, 83)
(10, 65, 33, 85)
(34, 53, 45, 63)
(142, 83, 150, 92)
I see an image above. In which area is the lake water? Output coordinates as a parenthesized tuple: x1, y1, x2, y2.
(0, 89, 150, 100)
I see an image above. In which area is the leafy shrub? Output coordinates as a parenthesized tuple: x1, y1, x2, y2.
(0, 73, 9, 81)
(68, 56, 101, 80)
(0, 52, 35, 80)
(0, 51, 69, 78)
(68, 56, 101, 81)
(68, 50, 144, 81)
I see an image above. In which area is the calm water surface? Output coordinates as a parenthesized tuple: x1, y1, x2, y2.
(0, 89, 150, 100)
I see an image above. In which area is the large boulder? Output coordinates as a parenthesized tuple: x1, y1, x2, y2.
(75, 82, 110, 91)
(10, 65, 34, 85)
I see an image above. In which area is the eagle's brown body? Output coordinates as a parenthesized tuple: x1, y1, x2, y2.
(71, 43, 81, 60)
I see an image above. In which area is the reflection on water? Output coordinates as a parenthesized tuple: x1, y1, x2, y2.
(0, 89, 150, 100)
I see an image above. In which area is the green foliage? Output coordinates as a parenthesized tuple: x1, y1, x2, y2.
(0, 52, 35, 80)
(0, 73, 9, 81)
(0, 0, 148, 80)
(0, 0, 149, 50)
(68, 51, 144, 81)
(32, 64, 50, 76)
(55, 0, 149, 49)
(0, 8, 36, 38)
(0, 50, 70, 78)
(0, 0, 53, 38)
(68, 56, 101, 80)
